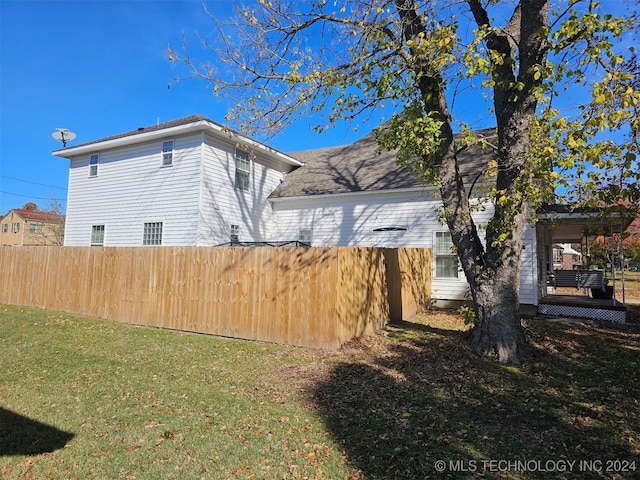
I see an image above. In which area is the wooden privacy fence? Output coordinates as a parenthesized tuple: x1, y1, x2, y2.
(0, 246, 431, 349)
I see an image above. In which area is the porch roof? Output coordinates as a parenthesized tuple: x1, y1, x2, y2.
(537, 204, 635, 243)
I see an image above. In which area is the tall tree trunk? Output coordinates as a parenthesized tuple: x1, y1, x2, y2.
(470, 284, 527, 363)
(396, 0, 548, 363)
(467, 211, 529, 363)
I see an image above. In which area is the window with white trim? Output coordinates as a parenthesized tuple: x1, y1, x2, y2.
(234, 149, 250, 191)
(91, 225, 105, 246)
(89, 154, 99, 177)
(230, 224, 239, 244)
(143, 222, 163, 245)
(2, 224, 8, 233)
(435, 231, 459, 278)
(298, 228, 311, 244)
(162, 140, 174, 166)
(29, 223, 43, 234)
(12, 223, 20, 233)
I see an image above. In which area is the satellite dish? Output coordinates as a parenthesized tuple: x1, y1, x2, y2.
(52, 128, 77, 148)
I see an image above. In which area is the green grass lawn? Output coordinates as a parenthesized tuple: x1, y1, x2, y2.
(1, 305, 639, 479)
(621, 271, 640, 303)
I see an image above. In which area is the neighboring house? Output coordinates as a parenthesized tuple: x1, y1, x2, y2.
(53, 115, 303, 247)
(0, 208, 65, 246)
(552, 243, 582, 270)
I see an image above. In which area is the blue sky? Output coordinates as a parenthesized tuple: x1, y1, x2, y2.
(0, 0, 632, 216)
(0, 0, 369, 215)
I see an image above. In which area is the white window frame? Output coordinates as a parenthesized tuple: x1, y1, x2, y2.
(89, 154, 99, 177)
(12, 222, 20, 234)
(143, 222, 163, 246)
(91, 225, 105, 246)
(234, 149, 251, 192)
(2, 224, 7, 233)
(230, 224, 239, 244)
(435, 231, 459, 279)
(29, 223, 43, 234)
(162, 140, 174, 167)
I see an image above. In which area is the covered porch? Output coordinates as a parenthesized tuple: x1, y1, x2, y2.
(535, 206, 634, 323)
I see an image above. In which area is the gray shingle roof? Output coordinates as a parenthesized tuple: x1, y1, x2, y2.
(270, 128, 496, 199)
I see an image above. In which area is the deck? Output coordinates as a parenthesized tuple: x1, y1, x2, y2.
(538, 293, 627, 323)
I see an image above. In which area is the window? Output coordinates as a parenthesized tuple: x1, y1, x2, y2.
(553, 248, 563, 264)
(162, 140, 174, 166)
(435, 231, 459, 278)
(372, 226, 408, 232)
(143, 222, 163, 245)
(234, 149, 250, 191)
(91, 225, 105, 246)
(230, 224, 239, 244)
(29, 223, 43, 234)
(1, 224, 7, 233)
(89, 154, 99, 176)
(12, 223, 20, 234)
(298, 228, 311, 245)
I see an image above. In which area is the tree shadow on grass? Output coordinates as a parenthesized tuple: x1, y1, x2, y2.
(0, 407, 74, 456)
(306, 320, 640, 479)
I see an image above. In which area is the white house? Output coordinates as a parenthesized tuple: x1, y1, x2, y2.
(54, 114, 541, 311)
(270, 128, 539, 310)
(54, 115, 303, 247)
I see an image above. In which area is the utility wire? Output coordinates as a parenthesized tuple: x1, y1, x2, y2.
(0, 191, 67, 201)
(0, 175, 67, 190)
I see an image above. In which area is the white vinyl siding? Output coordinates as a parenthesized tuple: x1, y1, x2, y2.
(198, 133, 292, 246)
(271, 192, 538, 306)
(64, 133, 202, 246)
